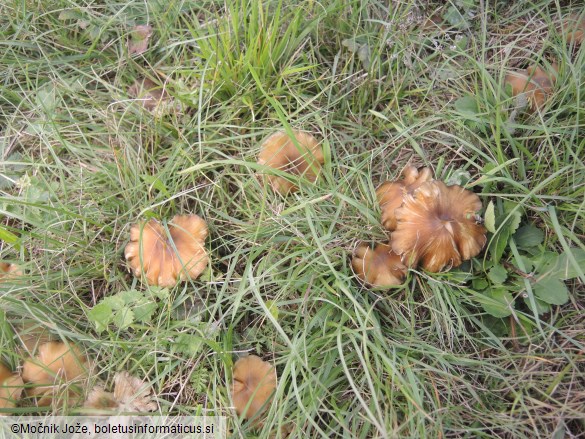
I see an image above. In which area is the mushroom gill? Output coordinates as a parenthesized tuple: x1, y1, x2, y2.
(376, 166, 433, 231)
(231, 355, 277, 421)
(392, 181, 487, 272)
(124, 214, 208, 287)
(351, 243, 406, 287)
(21, 341, 89, 407)
(257, 130, 324, 195)
(0, 363, 24, 412)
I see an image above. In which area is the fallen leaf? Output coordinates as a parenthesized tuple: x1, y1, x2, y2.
(128, 25, 153, 55)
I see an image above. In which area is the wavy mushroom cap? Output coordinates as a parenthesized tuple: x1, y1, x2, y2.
(392, 181, 487, 272)
(0, 363, 24, 411)
(124, 214, 208, 287)
(231, 355, 277, 420)
(352, 243, 407, 287)
(505, 64, 557, 111)
(257, 130, 324, 195)
(21, 341, 88, 406)
(376, 166, 433, 231)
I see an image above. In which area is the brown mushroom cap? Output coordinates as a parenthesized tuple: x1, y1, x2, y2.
(505, 64, 557, 112)
(351, 243, 407, 287)
(376, 166, 433, 231)
(257, 130, 324, 195)
(231, 355, 277, 420)
(124, 214, 208, 287)
(0, 262, 22, 281)
(0, 363, 24, 411)
(21, 341, 89, 406)
(560, 13, 585, 44)
(392, 181, 487, 272)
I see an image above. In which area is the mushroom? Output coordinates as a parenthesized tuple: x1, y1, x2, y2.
(231, 355, 277, 421)
(124, 214, 208, 287)
(84, 371, 156, 412)
(351, 243, 407, 287)
(505, 64, 558, 111)
(0, 363, 24, 412)
(376, 166, 433, 231)
(392, 181, 487, 272)
(560, 13, 585, 44)
(257, 130, 324, 195)
(0, 262, 21, 281)
(21, 341, 89, 406)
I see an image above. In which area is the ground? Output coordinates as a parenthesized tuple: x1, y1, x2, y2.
(0, 1, 584, 438)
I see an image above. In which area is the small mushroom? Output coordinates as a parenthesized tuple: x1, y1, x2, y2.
(257, 130, 324, 195)
(231, 355, 277, 421)
(505, 64, 558, 111)
(351, 243, 407, 287)
(560, 13, 585, 44)
(0, 262, 22, 281)
(392, 181, 487, 272)
(0, 363, 24, 412)
(21, 341, 89, 406)
(376, 166, 433, 231)
(124, 214, 208, 287)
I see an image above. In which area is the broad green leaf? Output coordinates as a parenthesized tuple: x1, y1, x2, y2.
(484, 201, 496, 233)
(533, 277, 569, 305)
(118, 289, 143, 305)
(133, 301, 158, 323)
(175, 334, 202, 356)
(454, 96, 479, 116)
(481, 288, 514, 318)
(472, 278, 488, 290)
(265, 300, 279, 321)
(490, 209, 522, 263)
(87, 302, 113, 332)
(113, 307, 134, 329)
(514, 225, 544, 248)
(524, 297, 551, 315)
(548, 248, 585, 280)
(488, 264, 507, 284)
(148, 286, 170, 300)
(101, 295, 126, 311)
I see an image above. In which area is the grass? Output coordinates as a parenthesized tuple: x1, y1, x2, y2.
(1, 0, 584, 437)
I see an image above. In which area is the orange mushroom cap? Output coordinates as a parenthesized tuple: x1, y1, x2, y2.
(0, 262, 22, 281)
(257, 130, 324, 195)
(391, 181, 487, 272)
(351, 243, 406, 287)
(124, 214, 208, 287)
(376, 166, 433, 231)
(505, 64, 557, 112)
(0, 363, 24, 412)
(21, 341, 89, 406)
(231, 355, 277, 420)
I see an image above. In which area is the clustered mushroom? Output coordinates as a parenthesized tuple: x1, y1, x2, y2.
(352, 166, 487, 287)
(257, 130, 324, 195)
(124, 214, 208, 287)
(231, 355, 277, 422)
